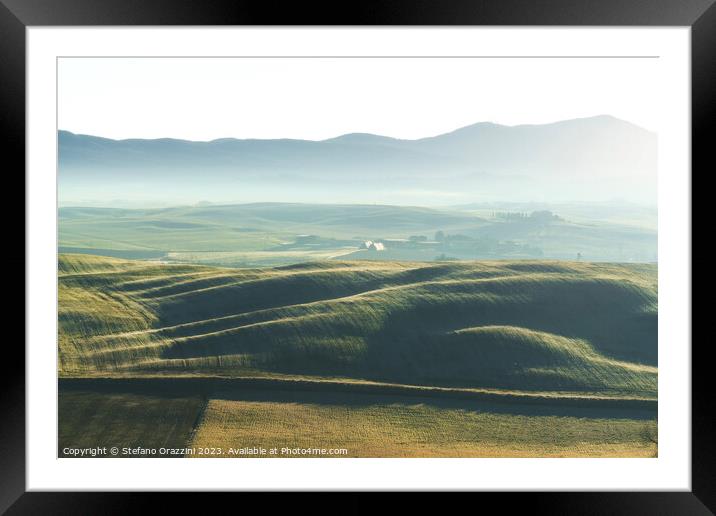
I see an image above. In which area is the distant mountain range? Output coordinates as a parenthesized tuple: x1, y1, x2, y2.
(59, 115, 657, 205)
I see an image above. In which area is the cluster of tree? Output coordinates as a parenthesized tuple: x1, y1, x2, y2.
(529, 210, 563, 224)
(429, 230, 544, 257)
(493, 211, 530, 220)
(434, 253, 459, 261)
(436, 231, 470, 243)
(369, 231, 545, 258)
(493, 210, 563, 224)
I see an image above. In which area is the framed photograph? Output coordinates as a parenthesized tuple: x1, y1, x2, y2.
(5, 0, 709, 511)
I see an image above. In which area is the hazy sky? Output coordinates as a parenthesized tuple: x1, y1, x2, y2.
(58, 57, 659, 141)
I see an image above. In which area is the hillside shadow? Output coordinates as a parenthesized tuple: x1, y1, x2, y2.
(210, 388, 656, 421)
(59, 381, 656, 421)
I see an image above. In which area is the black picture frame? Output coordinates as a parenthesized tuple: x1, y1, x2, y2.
(3, 0, 709, 512)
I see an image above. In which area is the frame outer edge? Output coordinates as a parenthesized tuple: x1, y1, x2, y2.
(691, 1, 716, 512)
(0, 0, 715, 26)
(0, 0, 27, 514)
(2, 0, 709, 511)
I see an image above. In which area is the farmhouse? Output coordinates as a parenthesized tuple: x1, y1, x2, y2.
(359, 240, 385, 251)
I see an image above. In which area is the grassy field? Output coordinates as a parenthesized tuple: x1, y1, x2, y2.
(58, 202, 657, 265)
(189, 390, 657, 458)
(58, 253, 657, 457)
(58, 390, 206, 457)
(58, 203, 477, 252)
(58, 387, 657, 458)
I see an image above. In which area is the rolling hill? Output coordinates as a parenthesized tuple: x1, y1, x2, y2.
(59, 254, 657, 398)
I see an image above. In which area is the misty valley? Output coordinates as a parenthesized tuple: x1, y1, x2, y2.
(59, 201, 656, 268)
